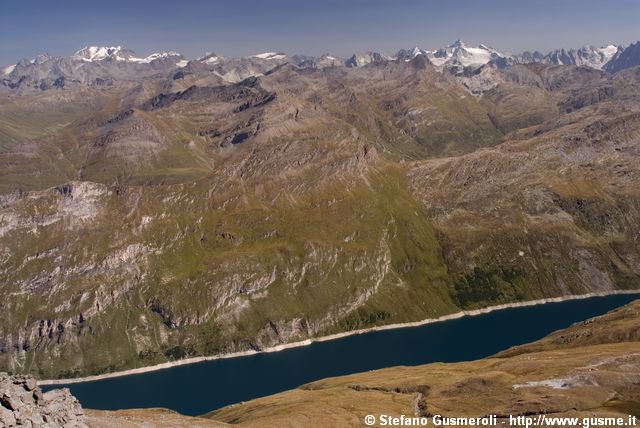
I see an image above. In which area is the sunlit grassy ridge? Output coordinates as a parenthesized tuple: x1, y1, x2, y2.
(1, 163, 460, 377)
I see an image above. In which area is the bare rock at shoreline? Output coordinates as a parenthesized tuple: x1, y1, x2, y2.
(0, 372, 87, 427)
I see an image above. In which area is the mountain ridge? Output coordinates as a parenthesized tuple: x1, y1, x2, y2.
(3, 40, 639, 91)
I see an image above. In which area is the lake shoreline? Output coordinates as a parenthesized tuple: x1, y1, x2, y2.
(38, 289, 640, 386)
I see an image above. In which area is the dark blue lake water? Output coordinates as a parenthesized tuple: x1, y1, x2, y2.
(43, 294, 640, 416)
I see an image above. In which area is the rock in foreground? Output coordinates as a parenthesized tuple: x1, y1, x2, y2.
(0, 373, 86, 427)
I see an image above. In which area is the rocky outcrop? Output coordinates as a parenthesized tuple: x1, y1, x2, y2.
(0, 372, 86, 427)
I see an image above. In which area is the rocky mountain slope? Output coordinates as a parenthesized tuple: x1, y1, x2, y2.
(1, 47, 186, 91)
(0, 372, 86, 427)
(397, 40, 509, 72)
(3, 40, 640, 93)
(1, 44, 639, 379)
(519, 44, 621, 69)
(605, 41, 640, 73)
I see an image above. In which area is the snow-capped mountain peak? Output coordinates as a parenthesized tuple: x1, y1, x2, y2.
(604, 41, 640, 73)
(197, 52, 223, 65)
(24, 53, 53, 66)
(525, 44, 622, 70)
(449, 39, 467, 49)
(600, 45, 619, 56)
(305, 54, 343, 68)
(134, 51, 182, 64)
(394, 41, 510, 68)
(72, 46, 132, 62)
(416, 40, 507, 68)
(575, 44, 620, 69)
(71, 46, 182, 64)
(409, 47, 424, 57)
(251, 52, 287, 60)
(395, 47, 423, 61)
(345, 51, 393, 67)
(3, 40, 639, 93)
(2, 64, 15, 75)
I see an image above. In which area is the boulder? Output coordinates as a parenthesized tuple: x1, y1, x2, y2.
(0, 372, 87, 427)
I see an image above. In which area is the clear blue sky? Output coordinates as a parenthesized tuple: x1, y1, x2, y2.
(1, 0, 638, 64)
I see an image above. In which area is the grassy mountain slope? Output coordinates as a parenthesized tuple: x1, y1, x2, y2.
(0, 161, 456, 378)
(1, 61, 640, 378)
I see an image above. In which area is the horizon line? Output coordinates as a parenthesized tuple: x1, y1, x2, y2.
(3, 38, 636, 66)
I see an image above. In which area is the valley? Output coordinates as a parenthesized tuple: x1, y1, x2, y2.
(1, 40, 639, 380)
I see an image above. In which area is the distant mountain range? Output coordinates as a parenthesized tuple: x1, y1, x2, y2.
(2, 40, 639, 90)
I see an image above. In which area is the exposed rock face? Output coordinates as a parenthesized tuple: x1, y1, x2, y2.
(1, 47, 186, 91)
(1, 49, 640, 380)
(3, 40, 639, 95)
(0, 372, 86, 427)
(605, 41, 640, 73)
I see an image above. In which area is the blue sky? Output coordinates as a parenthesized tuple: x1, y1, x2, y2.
(1, 0, 638, 64)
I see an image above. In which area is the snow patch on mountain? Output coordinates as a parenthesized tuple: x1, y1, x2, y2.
(427, 40, 508, 68)
(600, 45, 619, 58)
(395, 40, 508, 69)
(396, 47, 430, 62)
(25, 54, 53, 66)
(346, 52, 393, 67)
(519, 44, 621, 70)
(72, 46, 182, 64)
(252, 52, 287, 60)
(575, 45, 620, 69)
(2, 64, 15, 75)
(134, 52, 182, 64)
(198, 53, 222, 65)
(604, 41, 640, 73)
(73, 46, 128, 62)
